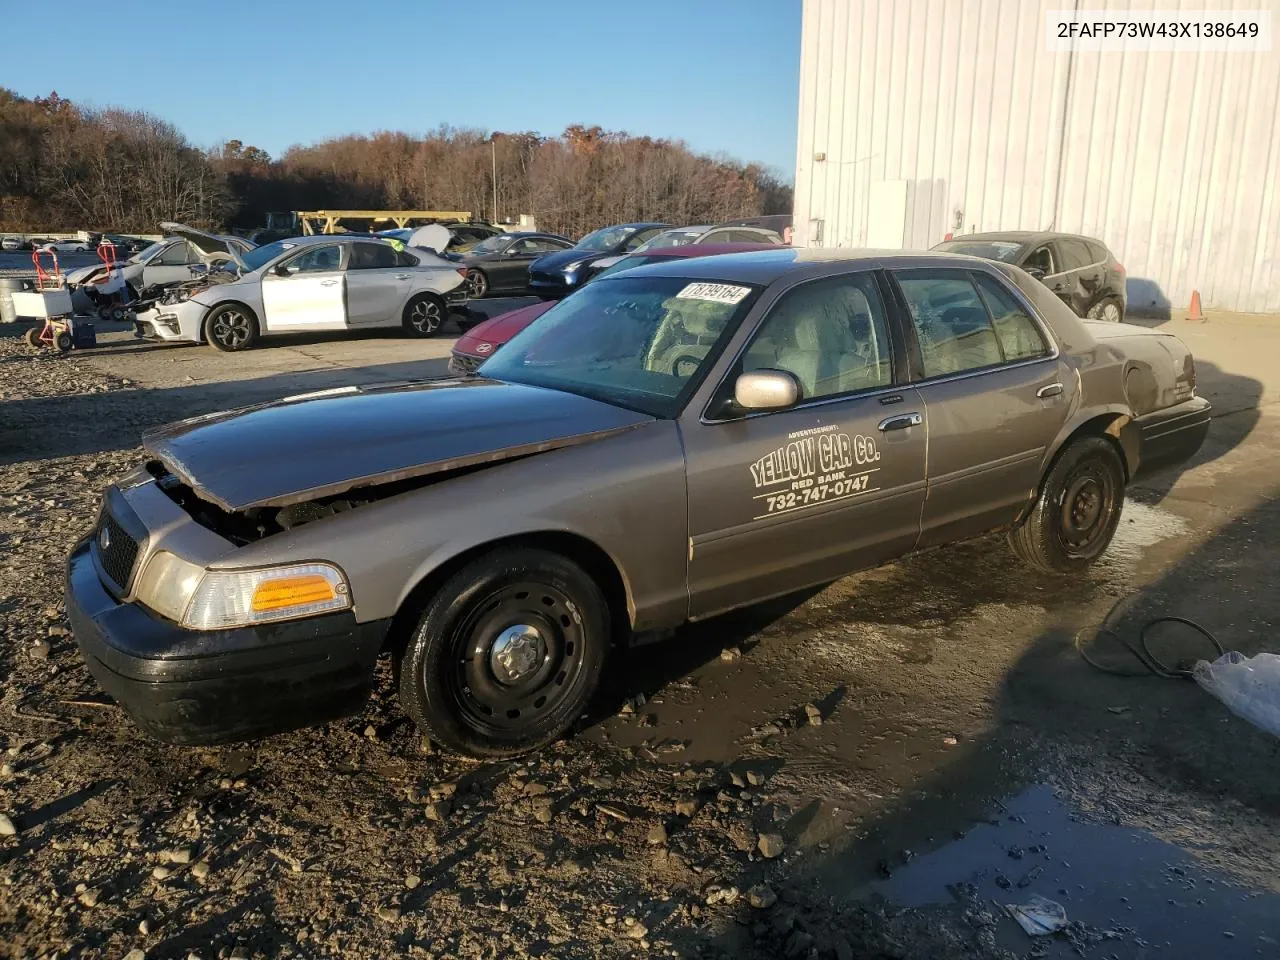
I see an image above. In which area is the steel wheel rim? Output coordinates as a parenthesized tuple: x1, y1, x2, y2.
(212, 311, 250, 347)
(1057, 463, 1116, 555)
(410, 299, 441, 333)
(467, 270, 486, 298)
(440, 580, 586, 734)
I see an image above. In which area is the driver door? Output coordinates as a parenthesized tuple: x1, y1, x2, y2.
(682, 271, 927, 618)
(141, 241, 199, 288)
(261, 243, 348, 331)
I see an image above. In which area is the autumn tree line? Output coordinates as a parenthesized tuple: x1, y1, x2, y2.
(0, 89, 792, 239)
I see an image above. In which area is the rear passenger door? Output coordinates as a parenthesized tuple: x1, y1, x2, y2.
(344, 242, 409, 326)
(682, 271, 927, 618)
(1051, 238, 1101, 317)
(889, 268, 1071, 548)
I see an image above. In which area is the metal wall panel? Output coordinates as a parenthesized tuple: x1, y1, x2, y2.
(794, 0, 1280, 312)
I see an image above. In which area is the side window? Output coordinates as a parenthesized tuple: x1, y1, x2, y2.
(742, 273, 893, 401)
(348, 242, 398, 269)
(973, 274, 1050, 363)
(156, 242, 193, 266)
(287, 245, 342, 273)
(1086, 240, 1109, 263)
(1023, 245, 1055, 275)
(508, 239, 534, 254)
(624, 228, 660, 251)
(530, 238, 564, 252)
(395, 249, 420, 267)
(1058, 238, 1094, 271)
(895, 271, 1004, 377)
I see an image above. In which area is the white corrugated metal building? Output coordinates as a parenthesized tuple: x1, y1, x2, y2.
(792, 0, 1280, 313)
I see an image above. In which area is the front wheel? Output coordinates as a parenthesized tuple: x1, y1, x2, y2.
(1008, 436, 1126, 573)
(203, 304, 259, 352)
(1087, 296, 1124, 323)
(396, 548, 611, 758)
(402, 293, 446, 337)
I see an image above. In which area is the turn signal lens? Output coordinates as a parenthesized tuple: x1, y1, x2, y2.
(251, 574, 336, 612)
(183, 562, 351, 630)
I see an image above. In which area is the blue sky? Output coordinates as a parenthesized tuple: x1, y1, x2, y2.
(1, 0, 801, 177)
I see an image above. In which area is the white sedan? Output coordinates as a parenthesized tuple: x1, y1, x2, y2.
(134, 228, 469, 351)
(41, 238, 92, 253)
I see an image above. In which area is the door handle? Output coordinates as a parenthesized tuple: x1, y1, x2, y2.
(395, 273, 411, 280)
(878, 412, 922, 432)
(319, 279, 339, 287)
(1037, 382, 1064, 399)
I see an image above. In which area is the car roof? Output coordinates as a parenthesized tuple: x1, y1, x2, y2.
(633, 242, 782, 260)
(503, 231, 568, 240)
(616, 247, 999, 285)
(942, 230, 1101, 246)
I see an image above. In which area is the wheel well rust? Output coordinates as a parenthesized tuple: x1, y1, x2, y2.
(380, 532, 632, 657)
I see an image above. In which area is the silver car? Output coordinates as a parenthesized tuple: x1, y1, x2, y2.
(66, 249, 1210, 758)
(133, 226, 469, 350)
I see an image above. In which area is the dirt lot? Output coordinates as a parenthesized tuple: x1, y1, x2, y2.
(2, 312, 1279, 960)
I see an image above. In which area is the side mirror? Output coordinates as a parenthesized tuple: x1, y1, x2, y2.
(1024, 266, 1046, 280)
(734, 369, 799, 410)
(274, 263, 292, 277)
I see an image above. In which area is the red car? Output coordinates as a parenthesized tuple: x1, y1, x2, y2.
(449, 242, 782, 375)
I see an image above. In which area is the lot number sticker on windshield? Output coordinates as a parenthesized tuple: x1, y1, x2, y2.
(676, 282, 751, 304)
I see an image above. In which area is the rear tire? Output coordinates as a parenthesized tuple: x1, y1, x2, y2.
(23, 326, 40, 348)
(1008, 436, 1126, 573)
(203, 304, 259, 352)
(55, 331, 73, 353)
(1087, 296, 1124, 323)
(396, 548, 611, 758)
(466, 269, 488, 299)
(402, 293, 446, 337)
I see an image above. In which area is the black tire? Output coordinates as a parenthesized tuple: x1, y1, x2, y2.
(23, 326, 41, 348)
(1086, 296, 1124, 323)
(396, 548, 611, 758)
(203, 304, 259, 352)
(1008, 436, 1126, 573)
(55, 331, 73, 353)
(402, 293, 446, 337)
(466, 269, 488, 299)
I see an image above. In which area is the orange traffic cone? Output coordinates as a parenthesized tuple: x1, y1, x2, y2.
(1186, 289, 1206, 322)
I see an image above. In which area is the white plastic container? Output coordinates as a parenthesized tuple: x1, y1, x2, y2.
(12, 288, 73, 318)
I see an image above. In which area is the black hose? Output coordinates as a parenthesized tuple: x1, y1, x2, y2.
(1075, 615, 1225, 679)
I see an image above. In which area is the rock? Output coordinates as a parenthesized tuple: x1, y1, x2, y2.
(587, 774, 615, 788)
(151, 866, 172, 881)
(418, 736, 434, 755)
(647, 822, 668, 846)
(706, 885, 740, 906)
(624, 920, 648, 940)
(720, 646, 742, 662)
(0, 763, 12, 777)
(167, 847, 193, 864)
(747, 884, 778, 909)
(758, 833, 785, 859)
(675, 798, 700, 817)
(138, 919, 152, 935)
(191, 861, 211, 880)
(47, 625, 70, 637)
(228, 949, 249, 960)
(376, 905, 401, 923)
(405, 874, 421, 890)
(424, 800, 452, 822)
(78, 888, 100, 908)
(730, 771, 747, 788)
(123, 950, 146, 960)
(942, 734, 959, 746)
(0, 814, 16, 837)
(803, 703, 822, 725)
(363, 725, 378, 740)
(533, 800, 554, 824)
(29, 640, 50, 660)
(523, 782, 548, 796)
(619, 701, 636, 717)
(430, 782, 458, 800)
(746, 769, 767, 787)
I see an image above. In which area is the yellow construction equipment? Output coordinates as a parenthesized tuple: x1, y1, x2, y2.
(297, 210, 473, 235)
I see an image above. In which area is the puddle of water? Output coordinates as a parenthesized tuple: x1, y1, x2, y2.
(874, 784, 1280, 958)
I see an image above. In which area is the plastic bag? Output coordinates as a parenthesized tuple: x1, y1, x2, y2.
(1004, 894, 1068, 936)
(1193, 651, 1280, 738)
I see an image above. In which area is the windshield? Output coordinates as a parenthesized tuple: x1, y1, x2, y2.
(240, 239, 295, 271)
(575, 225, 636, 252)
(635, 228, 705, 253)
(470, 235, 510, 255)
(933, 240, 1023, 262)
(479, 275, 759, 417)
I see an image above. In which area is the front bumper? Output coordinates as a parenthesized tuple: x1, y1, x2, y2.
(1133, 396, 1212, 479)
(133, 301, 203, 343)
(527, 274, 577, 299)
(66, 539, 388, 745)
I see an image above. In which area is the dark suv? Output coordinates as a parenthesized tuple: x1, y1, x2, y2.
(933, 231, 1127, 322)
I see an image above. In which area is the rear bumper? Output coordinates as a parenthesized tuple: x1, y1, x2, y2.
(1133, 396, 1211, 479)
(66, 539, 388, 745)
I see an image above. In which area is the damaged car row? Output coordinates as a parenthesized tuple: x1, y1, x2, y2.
(67, 247, 1211, 758)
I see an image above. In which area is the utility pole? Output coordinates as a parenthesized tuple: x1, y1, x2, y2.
(491, 138, 498, 224)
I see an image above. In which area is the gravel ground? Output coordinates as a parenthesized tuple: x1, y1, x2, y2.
(2, 323, 1280, 960)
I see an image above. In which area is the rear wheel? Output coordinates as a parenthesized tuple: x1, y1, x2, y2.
(55, 330, 73, 353)
(402, 293, 446, 337)
(466, 269, 489, 299)
(396, 548, 611, 758)
(203, 304, 259, 352)
(1087, 296, 1124, 323)
(23, 326, 41, 348)
(1008, 436, 1126, 573)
